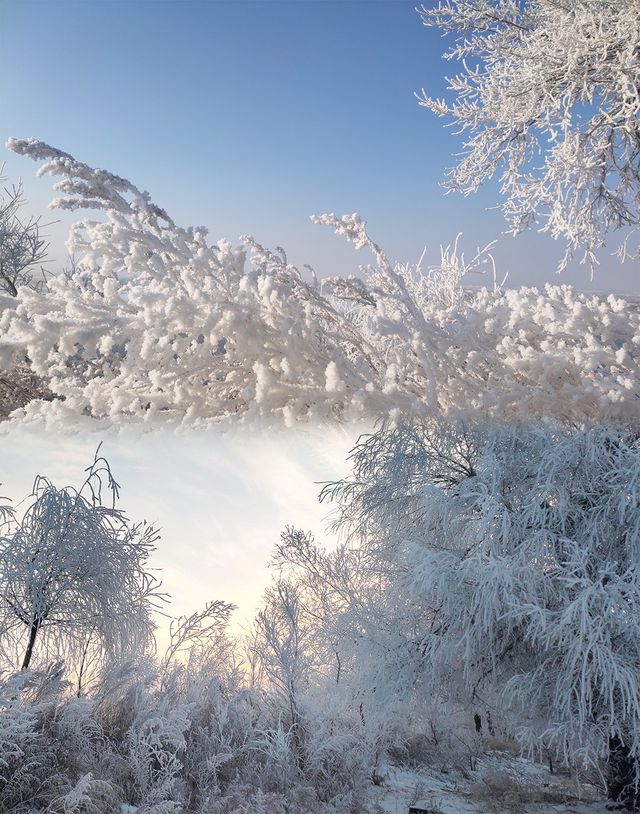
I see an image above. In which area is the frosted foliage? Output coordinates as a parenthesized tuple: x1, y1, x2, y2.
(1, 139, 639, 425)
(417, 0, 640, 270)
(272, 526, 424, 740)
(0, 365, 52, 418)
(0, 453, 381, 814)
(0, 641, 378, 813)
(0, 446, 634, 811)
(327, 421, 640, 784)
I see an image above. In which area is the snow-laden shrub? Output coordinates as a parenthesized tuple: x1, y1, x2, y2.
(126, 705, 190, 813)
(0, 651, 380, 813)
(0, 665, 120, 813)
(44, 773, 119, 814)
(0, 670, 52, 811)
(1, 139, 639, 426)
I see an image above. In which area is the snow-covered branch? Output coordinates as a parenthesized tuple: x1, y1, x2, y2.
(417, 0, 640, 270)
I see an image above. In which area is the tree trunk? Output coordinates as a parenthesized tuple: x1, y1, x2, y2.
(0, 277, 18, 297)
(21, 617, 40, 670)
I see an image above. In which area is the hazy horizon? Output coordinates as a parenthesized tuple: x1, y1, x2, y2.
(0, 423, 359, 641)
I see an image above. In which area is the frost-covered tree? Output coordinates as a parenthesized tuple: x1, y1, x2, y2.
(0, 175, 51, 417)
(0, 450, 162, 671)
(245, 572, 383, 802)
(0, 175, 48, 297)
(324, 419, 640, 808)
(251, 580, 316, 772)
(417, 0, 640, 270)
(273, 526, 421, 726)
(159, 599, 235, 691)
(2, 138, 640, 426)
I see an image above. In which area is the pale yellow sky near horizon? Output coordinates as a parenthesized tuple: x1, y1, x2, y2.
(0, 423, 362, 645)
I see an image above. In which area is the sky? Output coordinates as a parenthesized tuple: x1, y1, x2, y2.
(1, 0, 638, 293)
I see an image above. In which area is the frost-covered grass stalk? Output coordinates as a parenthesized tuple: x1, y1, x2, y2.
(0, 139, 639, 426)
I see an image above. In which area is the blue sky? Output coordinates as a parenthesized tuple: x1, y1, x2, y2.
(2, 0, 637, 292)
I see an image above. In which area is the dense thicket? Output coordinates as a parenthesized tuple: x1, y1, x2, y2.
(317, 420, 640, 807)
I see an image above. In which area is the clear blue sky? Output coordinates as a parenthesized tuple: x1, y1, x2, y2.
(1, 0, 637, 292)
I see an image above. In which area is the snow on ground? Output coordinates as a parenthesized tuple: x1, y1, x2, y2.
(103, 751, 611, 814)
(374, 754, 609, 814)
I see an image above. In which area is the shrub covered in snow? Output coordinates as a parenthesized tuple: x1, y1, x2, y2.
(1, 139, 639, 427)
